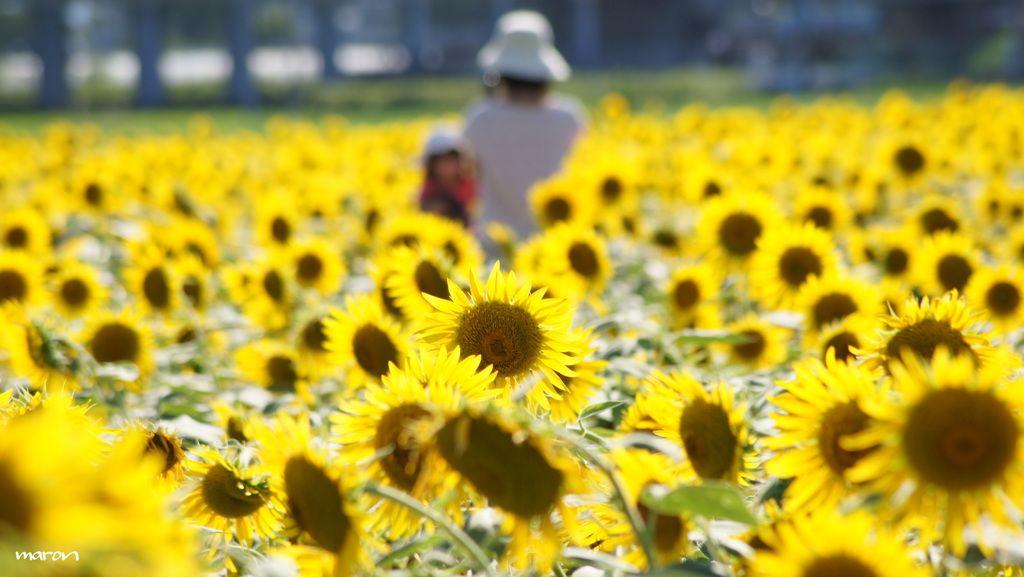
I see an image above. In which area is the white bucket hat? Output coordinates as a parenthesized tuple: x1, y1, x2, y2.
(477, 10, 554, 69)
(422, 124, 467, 161)
(480, 28, 570, 82)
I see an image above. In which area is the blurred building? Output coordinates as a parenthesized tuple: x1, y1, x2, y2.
(0, 0, 1021, 108)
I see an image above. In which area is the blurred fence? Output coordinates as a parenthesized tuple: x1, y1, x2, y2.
(0, 0, 1021, 109)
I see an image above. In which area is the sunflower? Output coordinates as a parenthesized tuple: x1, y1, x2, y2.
(0, 206, 51, 255)
(0, 250, 44, 307)
(749, 509, 929, 577)
(535, 222, 613, 297)
(235, 339, 310, 402)
(332, 346, 498, 539)
(49, 260, 106, 318)
(255, 193, 301, 249)
(433, 406, 584, 571)
(252, 412, 370, 575)
(722, 314, 790, 370)
(814, 315, 879, 363)
(965, 264, 1024, 335)
(180, 445, 284, 550)
(117, 423, 187, 492)
(638, 370, 757, 484)
(856, 290, 1003, 376)
(3, 316, 78, 390)
(874, 228, 917, 284)
(291, 237, 345, 295)
(845, 350, 1024, 556)
(81, 309, 154, 387)
(915, 231, 979, 296)
(294, 313, 334, 381)
(174, 254, 210, 313)
(886, 140, 930, 186)
(224, 255, 294, 330)
(795, 273, 881, 339)
(791, 184, 852, 232)
(749, 222, 837, 309)
(764, 352, 887, 511)
(529, 174, 593, 229)
(665, 262, 723, 329)
(379, 246, 457, 320)
(418, 263, 587, 405)
(696, 191, 783, 269)
(575, 449, 693, 570)
(163, 216, 221, 268)
(914, 196, 962, 237)
(124, 244, 180, 317)
(324, 294, 409, 386)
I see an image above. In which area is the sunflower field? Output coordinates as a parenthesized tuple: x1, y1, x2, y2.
(3, 84, 1024, 577)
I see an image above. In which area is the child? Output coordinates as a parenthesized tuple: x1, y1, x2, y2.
(419, 127, 476, 228)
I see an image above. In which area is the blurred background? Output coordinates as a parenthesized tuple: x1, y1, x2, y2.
(1, 0, 1022, 122)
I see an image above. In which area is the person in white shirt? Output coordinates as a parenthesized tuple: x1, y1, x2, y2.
(463, 27, 585, 243)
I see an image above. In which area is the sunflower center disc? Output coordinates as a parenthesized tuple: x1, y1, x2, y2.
(653, 230, 679, 249)
(986, 281, 1021, 315)
(296, 254, 323, 282)
(57, 278, 88, 307)
(91, 323, 141, 364)
(804, 554, 880, 577)
(601, 177, 623, 203)
(200, 463, 265, 518)
(904, 389, 1019, 490)
(436, 415, 563, 518)
(0, 269, 27, 303)
(673, 279, 700, 309)
(895, 145, 925, 176)
(352, 324, 399, 379)
(812, 293, 859, 330)
(545, 198, 571, 223)
(4, 227, 27, 249)
(678, 398, 737, 480)
(921, 208, 959, 234)
(636, 491, 685, 554)
(0, 461, 33, 532)
(568, 242, 600, 278)
(85, 183, 103, 206)
(375, 404, 435, 491)
(778, 247, 823, 287)
(718, 213, 762, 257)
(456, 301, 543, 380)
(183, 278, 202, 307)
(303, 318, 329, 351)
(817, 401, 873, 474)
(415, 261, 449, 299)
(937, 254, 973, 292)
(823, 331, 859, 362)
(271, 217, 291, 243)
(704, 180, 721, 198)
(806, 206, 833, 229)
(267, 356, 297, 391)
(143, 268, 171, 308)
(885, 318, 974, 370)
(263, 270, 285, 302)
(146, 433, 181, 475)
(734, 330, 767, 361)
(283, 456, 350, 552)
(885, 250, 908, 276)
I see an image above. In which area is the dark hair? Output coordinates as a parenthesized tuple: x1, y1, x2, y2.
(502, 75, 548, 98)
(426, 150, 460, 180)
(421, 191, 469, 228)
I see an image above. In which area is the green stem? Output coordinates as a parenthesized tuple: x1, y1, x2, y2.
(569, 441, 657, 570)
(363, 482, 495, 577)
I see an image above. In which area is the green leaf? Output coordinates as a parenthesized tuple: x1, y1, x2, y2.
(377, 535, 446, 568)
(641, 482, 757, 525)
(643, 560, 722, 577)
(674, 331, 752, 346)
(578, 401, 625, 422)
